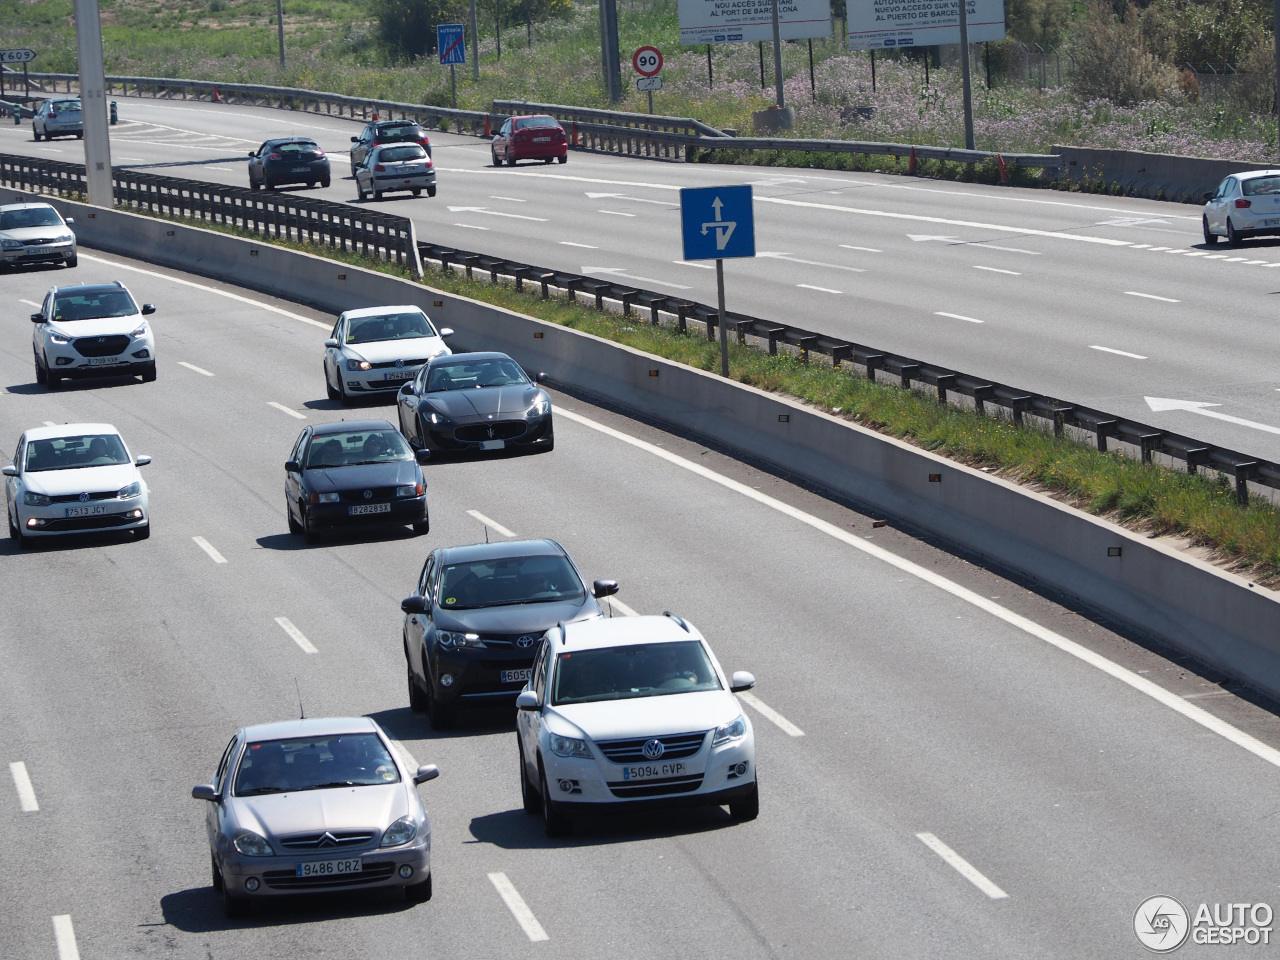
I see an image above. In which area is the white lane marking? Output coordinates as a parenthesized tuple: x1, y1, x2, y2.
(1184, 251, 1209, 257)
(1125, 291, 1180, 303)
(446, 205, 548, 222)
(43, 421, 57, 427)
(80, 254, 330, 328)
(838, 244, 882, 252)
(1204, 254, 1229, 259)
(609, 597, 640, 617)
(555, 407, 1280, 772)
(19, 298, 40, 307)
(275, 616, 318, 654)
(916, 833, 1009, 900)
(192, 536, 227, 564)
(1166, 249, 1191, 254)
(490, 195, 526, 202)
(798, 283, 841, 294)
(9, 761, 38, 812)
(466, 509, 515, 538)
(268, 401, 306, 419)
(116, 156, 147, 162)
(488, 873, 549, 942)
(559, 241, 596, 248)
(1090, 345, 1147, 359)
(585, 191, 674, 206)
(1145, 396, 1280, 437)
(674, 260, 715, 269)
(1147, 246, 1170, 252)
(1244, 259, 1268, 265)
(581, 266, 691, 290)
(935, 311, 983, 324)
(973, 266, 1020, 275)
(37, 147, 63, 153)
(598, 209, 636, 217)
(1224, 257, 1249, 262)
(52, 915, 80, 960)
(737, 691, 805, 737)
(178, 361, 215, 376)
(759, 252, 865, 273)
(1129, 244, 1151, 249)
(454, 223, 490, 230)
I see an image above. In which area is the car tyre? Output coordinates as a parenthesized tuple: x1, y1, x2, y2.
(65, 253, 77, 268)
(134, 523, 150, 541)
(491, 148, 501, 167)
(405, 873, 432, 902)
(221, 882, 250, 919)
(540, 764, 572, 837)
(543, 157, 553, 164)
(325, 363, 340, 402)
(264, 180, 276, 192)
(9, 510, 31, 549)
(337, 375, 352, 407)
(427, 185, 437, 198)
(408, 662, 428, 712)
(287, 499, 303, 534)
(729, 777, 759, 822)
(557, 155, 567, 164)
(356, 183, 367, 201)
(424, 670, 455, 730)
(33, 128, 41, 142)
(412, 516, 430, 535)
(75, 131, 83, 140)
(505, 154, 516, 167)
(519, 737, 539, 814)
(1203, 216, 1218, 245)
(321, 176, 331, 188)
(1227, 218, 1243, 247)
(411, 188, 421, 197)
(373, 189, 384, 201)
(34, 351, 46, 385)
(302, 507, 320, 544)
(141, 363, 157, 383)
(46, 365, 62, 390)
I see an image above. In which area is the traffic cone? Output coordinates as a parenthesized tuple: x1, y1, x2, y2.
(996, 154, 1008, 184)
(372, 104, 380, 122)
(211, 85, 221, 103)
(483, 113, 491, 137)
(571, 122, 579, 147)
(907, 145, 916, 175)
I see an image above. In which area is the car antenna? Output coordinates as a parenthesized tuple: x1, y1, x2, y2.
(484, 524, 489, 544)
(295, 677, 306, 720)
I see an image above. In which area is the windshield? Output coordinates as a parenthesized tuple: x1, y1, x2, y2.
(552, 641, 723, 705)
(347, 311, 435, 343)
(426, 358, 528, 392)
(438, 554, 583, 610)
(25, 433, 129, 472)
(516, 117, 560, 130)
(52, 289, 138, 322)
(0, 208, 62, 229)
(379, 145, 427, 163)
(1242, 176, 1280, 196)
(305, 428, 412, 467)
(233, 734, 399, 796)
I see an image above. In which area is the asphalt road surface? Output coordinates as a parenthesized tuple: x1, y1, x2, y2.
(3, 249, 1280, 958)
(1, 97, 1278, 463)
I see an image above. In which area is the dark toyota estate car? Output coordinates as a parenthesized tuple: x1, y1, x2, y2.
(401, 539, 618, 728)
(285, 420, 430, 542)
(247, 138, 331, 191)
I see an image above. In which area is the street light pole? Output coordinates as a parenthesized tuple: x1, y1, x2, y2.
(73, 0, 113, 207)
(958, 0, 974, 150)
(770, 0, 785, 109)
(470, 0, 480, 80)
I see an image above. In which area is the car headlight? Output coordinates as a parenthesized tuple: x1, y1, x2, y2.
(232, 830, 274, 857)
(129, 323, 148, 338)
(395, 484, 422, 497)
(311, 492, 340, 504)
(713, 715, 747, 746)
(58, 234, 74, 243)
(527, 398, 550, 418)
(23, 491, 51, 507)
(118, 481, 142, 500)
(345, 358, 372, 372)
(426, 411, 451, 425)
(549, 735, 592, 759)
(380, 816, 418, 847)
(437, 630, 485, 649)
(48, 331, 70, 345)
(1, 239, 22, 250)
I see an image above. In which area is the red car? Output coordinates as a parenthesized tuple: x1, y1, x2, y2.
(491, 115, 568, 167)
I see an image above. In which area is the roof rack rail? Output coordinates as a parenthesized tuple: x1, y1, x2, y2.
(662, 611, 690, 632)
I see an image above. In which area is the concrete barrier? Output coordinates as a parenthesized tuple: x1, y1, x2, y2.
(30, 191, 1280, 702)
(1053, 145, 1262, 203)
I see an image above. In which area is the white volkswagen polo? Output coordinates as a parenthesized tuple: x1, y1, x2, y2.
(4, 423, 151, 548)
(323, 306, 452, 405)
(516, 613, 758, 836)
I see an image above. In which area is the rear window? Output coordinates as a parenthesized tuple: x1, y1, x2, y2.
(516, 117, 560, 130)
(1242, 176, 1280, 196)
(378, 123, 420, 138)
(379, 145, 427, 163)
(51, 100, 81, 113)
(275, 141, 319, 154)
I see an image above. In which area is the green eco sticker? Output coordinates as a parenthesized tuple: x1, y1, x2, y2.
(445, 597, 456, 605)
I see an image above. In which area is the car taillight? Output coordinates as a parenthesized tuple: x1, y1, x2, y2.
(313, 149, 325, 157)
(267, 153, 282, 160)
(1235, 198, 1252, 208)
(374, 164, 386, 172)
(418, 135, 430, 146)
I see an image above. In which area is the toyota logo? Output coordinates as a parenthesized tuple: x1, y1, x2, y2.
(395, 359, 405, 368)
(78, 492, 89, 502)
(363, 489, 373, 499)
(642, 739, 665, 760)
(516, 635, 537, 648)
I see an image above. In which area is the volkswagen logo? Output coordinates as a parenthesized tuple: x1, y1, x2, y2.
(516, 635, 537, 648)
(395, 358, 405, 368)
(78, 492, 89, 502)
(642, 739, 665, 760)
(363, 489, 373, 499)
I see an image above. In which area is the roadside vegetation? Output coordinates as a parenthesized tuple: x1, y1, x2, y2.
(2, 0, 1278, 163)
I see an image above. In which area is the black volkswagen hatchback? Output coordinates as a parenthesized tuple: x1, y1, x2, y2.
(285, 420, 430, 542)
(401, 539, 619, 728)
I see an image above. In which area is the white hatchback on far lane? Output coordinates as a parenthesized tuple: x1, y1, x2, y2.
(1203, 169, 1280, 246)
(323, 305, 452, 405)
(516, 613, 759, 837)
(4, 423, 151, 548)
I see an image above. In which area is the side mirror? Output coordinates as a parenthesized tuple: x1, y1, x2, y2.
(324, 338, 339, 348)
(2, 464, 16, 477)
(248, 150, 256, 157)
(134, 455, 151, 467)
(534, 371, 547, 383)
(592, 579, 619, 599)
(399, 381, 415, 395)
(350, 135, 359, 143)
(439, 327, 454, 338)
(729, 671, 756, 693)
(141, 304, 156, 315)
(516, 690, 540, 711)
(401, 595, 428, 615)
(64, 217, 74, 225)
(191, 784, 219, 802)
(413, 764, 439, 785)
(415, 448, 431, 464)
(30, 313, 42, 323)
(285, 459, 301, 473)
(1203, 192, 1213, 201)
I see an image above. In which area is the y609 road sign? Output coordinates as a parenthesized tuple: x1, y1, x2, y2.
(0, 49, 37, 64)
(680, 185, 754, 261)
(633, 46, 663, 77)
(437, 25, 466, 65)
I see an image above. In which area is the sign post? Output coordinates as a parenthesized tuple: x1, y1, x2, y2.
(0, 50, 36, 101)
(633, 46, 662, 114)
(680, 185, 755, 378)
(437, 24, 466, 110)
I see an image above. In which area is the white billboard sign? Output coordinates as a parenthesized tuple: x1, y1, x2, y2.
(848, 0, 1005, 50)
(679, 0, 832, 46)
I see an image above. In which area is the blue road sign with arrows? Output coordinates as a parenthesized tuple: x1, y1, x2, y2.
(438, 24, 466, 65)
(680, 185, 754, 261)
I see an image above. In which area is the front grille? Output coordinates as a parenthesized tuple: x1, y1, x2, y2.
(23, 237, 59, 246)
(49, 490, 117, 504)
(73, 335, 130, 358)
(370, 358, 429, 369)
(41, 513, 137, 531)
(454, 421, 527, 443)
(606, 774, 705, 798)
(278, 831, 376, 850)
(597, 731, 708, 765)
(338, 486, 397, 502)
(261, 861, 396, 890)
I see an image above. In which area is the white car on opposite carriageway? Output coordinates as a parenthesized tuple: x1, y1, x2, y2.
(516, 613, 758, 837)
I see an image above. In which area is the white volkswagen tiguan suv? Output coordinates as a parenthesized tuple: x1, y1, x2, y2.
(516, 613, 758, 836)
(32, 281, 157, 389)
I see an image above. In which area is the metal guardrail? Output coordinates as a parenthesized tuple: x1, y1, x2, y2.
(0, 153, 421, 275)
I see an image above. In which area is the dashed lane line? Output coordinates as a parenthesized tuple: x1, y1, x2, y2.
(52, 915, 80, 960)
(178, 361, 215, 376)
(737, 691, 805, 737)
(1125, 291, 1180, 303)
(838, 244, 882, 253)
(916, 833, 1009, 900)
(1090, 345, 1147, 359)
(559, 241, 596, 248)
(935, 311, 983, 324)
(9, 761, 38, 812)
(268, 401, 306, 419)
(973, 266, 1020, 276)
(275, 617, 318, 654)
(192, 536, 227, 564)
(598, 210, 636, 217)
(19, 299, 40, 308)
(608, 597, 640, 617)
(488, 873, 550, 942)
(466, 509, 515, 538)
(798, 284, 841, 294)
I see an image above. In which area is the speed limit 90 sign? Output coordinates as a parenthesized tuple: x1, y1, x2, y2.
(633, 46, 662, 78)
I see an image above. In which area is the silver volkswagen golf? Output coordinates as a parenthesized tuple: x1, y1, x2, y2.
(192, 716, 439, 917)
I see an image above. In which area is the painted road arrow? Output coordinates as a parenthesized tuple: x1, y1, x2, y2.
(757, 252, 866, 273)
(1145, 396, 1280, 436)
(581, 267, 691, 289)
(907, 234, 1041, 255)
(585, 192, 674, 206)
(447, 206, 548, 221)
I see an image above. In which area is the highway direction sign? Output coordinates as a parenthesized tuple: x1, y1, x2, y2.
(633, 46, 663, 77)
(636, 76, 664, 92)
(0, 49, 37, 63)
(437, 25, 466, 65)
(680, 185, 755, 261)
